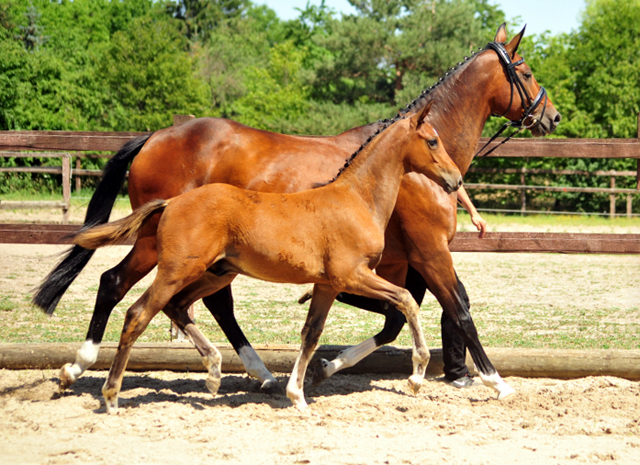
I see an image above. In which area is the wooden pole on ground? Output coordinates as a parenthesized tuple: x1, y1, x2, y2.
(1, 343, 640, 381)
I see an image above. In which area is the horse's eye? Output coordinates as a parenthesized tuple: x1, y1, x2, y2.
(523, 72, 532, 79)
(427, 139, 438, 149)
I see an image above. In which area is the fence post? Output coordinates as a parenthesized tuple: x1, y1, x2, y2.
(170, 115, 196, 342)
(637, 112, 639, 190)
(609, 177, 616, 219)
(520, 167, 526, 214)
(75, 157, 82, 193)
(61, 153, 71, 224)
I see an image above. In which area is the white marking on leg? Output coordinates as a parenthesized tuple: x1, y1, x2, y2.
(60, 340, 101, 390)
(286, 357, 308, 410)
(323, 338, 379, 378)
(201, 347, 223, 396)
(478, 371, 516, 400)
(238, 346, 278, 390)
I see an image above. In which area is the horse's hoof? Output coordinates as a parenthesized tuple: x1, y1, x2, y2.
(286, 387, 308, 409)
(58, 363, 76, 392)
(260, 378, 282, 395)
(408, 375, 423, 395)
(104, 396, 118, 414)
(311, 359, 329, 387)
(206, 376, 221, 396)
(497, 384, 516, 400)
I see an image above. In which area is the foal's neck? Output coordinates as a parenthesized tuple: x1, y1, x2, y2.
(330, 121, 409, 225)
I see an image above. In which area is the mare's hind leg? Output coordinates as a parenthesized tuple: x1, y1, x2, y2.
(59, 233, 159, 392)
(286, 284, 338, 409)
(202, 288, 278, 392)
(338, 266, 431, 394)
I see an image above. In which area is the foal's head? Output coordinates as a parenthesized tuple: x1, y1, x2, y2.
(405, 101, 462, 194)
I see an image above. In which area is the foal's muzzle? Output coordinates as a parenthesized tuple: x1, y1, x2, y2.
(443, 175, 463, 194)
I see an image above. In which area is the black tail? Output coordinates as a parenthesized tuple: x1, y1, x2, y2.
(32, 133, 154, 315)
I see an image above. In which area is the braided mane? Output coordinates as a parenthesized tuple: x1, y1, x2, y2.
(316, 44, 489, 187)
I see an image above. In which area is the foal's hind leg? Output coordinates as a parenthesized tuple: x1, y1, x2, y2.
(59, 234, 159, 392)
(202, 288, 278, 392)
(102, 284, 171, 413)
(286, 284, 338, 409)
(162, 274, 238, 396)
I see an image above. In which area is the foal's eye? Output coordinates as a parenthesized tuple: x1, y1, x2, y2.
(427, 138, 438, 149)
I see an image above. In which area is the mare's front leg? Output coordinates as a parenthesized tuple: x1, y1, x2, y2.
(202, 287, 278, 391)
(286, 284, 338, 409)
(412, 248, 514, 399)
(59, 233, 159, 392)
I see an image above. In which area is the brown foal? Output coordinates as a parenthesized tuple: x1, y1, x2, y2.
(73, 104, 462, 412)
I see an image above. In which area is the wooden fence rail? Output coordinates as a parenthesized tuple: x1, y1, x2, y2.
(1, 223, 638, 254)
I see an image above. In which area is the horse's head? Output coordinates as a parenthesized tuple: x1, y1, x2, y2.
(486, 23, 561, 137)
(407, 101, 462, 194)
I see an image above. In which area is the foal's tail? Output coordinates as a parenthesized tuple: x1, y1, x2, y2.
(32, 133, 153, 314)
(73, 200, 169, 250)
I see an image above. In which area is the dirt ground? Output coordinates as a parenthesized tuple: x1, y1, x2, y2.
(1, 368, 639, 465)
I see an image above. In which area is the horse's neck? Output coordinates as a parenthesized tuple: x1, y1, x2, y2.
(331, 122, 408, 226)
(407, 53, 495, 176)
(336, 121, 387, 146)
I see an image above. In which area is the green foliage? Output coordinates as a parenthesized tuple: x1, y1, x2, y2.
(227, 41, 311, 131)
(97, 15, 210, 131)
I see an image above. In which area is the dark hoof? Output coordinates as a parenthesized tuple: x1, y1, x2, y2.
(311, 359, 329, 387)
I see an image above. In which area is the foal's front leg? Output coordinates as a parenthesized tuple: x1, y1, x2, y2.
(286, 284, 338, 409)
(342, 267, 431, 394)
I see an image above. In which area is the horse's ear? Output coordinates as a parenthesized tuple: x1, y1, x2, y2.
(411, 100, 434, 130)
(494, 22, 508, 43)
(505, 25, 526, 57)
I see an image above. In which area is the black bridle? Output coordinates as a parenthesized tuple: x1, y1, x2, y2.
(474, 41, 548, 160)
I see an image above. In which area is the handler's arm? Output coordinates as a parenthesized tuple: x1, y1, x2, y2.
(457, 186, 487, 239)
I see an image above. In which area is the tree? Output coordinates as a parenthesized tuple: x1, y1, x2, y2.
(166, 0, 250, 42)
(98, 15, 210, 131)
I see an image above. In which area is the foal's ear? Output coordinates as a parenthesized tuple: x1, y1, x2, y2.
(505, 25, 526, 58)
(494, 22, 508, 43)
(411, 99, 434, 130)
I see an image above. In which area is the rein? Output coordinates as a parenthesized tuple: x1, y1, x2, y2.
(473, 41, 548, 161)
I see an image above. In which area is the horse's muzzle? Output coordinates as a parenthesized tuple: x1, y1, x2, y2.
(444, 175, 463, 194)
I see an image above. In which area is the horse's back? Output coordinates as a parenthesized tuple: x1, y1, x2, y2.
(127, 117, 360, 209)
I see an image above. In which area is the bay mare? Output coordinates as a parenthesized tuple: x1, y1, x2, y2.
(73, 106, 463, 412)
(35, 25, 560, 396)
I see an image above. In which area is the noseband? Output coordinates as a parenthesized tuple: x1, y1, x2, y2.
(474, 41, 548, 160)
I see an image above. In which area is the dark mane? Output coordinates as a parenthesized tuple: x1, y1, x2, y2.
(314, 43, 490, 188)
